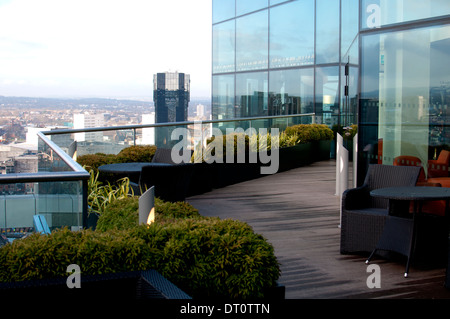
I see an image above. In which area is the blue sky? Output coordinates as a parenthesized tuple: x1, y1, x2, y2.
(0, 0, 212, 100)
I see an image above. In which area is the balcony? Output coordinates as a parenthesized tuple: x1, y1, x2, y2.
(1, 113, 450, 300)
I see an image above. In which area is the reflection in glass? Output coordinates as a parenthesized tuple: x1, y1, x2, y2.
(213, 0, 235, 23)
(315, 67, 340, 127)
(340, 65, 358, 127)
(270, 0, 315, 68)
(362, 0, 450, 30)
(360, 24, 450, 179)
(236, 72, 269, 117)
(270, 0, 288, 5)
(269, 69, 314, 118)
(237, 0, 268, 16)
(341, 0, 359, 64)
(236, 10, 269, 72)
(316, 0, 340, 64)
(213, 21, 236, 74)
(213, 75, 235, 120)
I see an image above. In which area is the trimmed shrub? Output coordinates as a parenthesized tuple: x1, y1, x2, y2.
(0, 228, 150, 282)
(76, 153, 116, 173)
(285, 124, 334, 143)
(115, 145, 157, 163)
(0, 197, 280, 299)
(77, 145, 157, 174)
(96, 197, 201, 231)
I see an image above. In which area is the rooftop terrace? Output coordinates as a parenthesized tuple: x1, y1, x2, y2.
(188, 160, 450, 299)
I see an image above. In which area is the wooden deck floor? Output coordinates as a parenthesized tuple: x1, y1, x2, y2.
(187, 160, 450, 299)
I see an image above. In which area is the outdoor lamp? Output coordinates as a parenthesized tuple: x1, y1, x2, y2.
(139, 186, 155, 225)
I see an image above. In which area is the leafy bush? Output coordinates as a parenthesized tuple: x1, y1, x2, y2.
(285, 124, 334, 143)
(0, 228, 150, 282)
(77, 145, 157, 174)
(0, 195, 280, 299)
(96, 197, 201, 231)
(87, 170, 132, 215)
(115, 145, 157, 163)
(76, 153, 116, 173)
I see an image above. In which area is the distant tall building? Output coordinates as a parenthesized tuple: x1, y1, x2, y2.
(153, 72, 190, 146)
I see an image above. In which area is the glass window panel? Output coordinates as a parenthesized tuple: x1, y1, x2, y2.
(236, 0, 268, 16)
(270, 0, 288, 5)
(212, 75, 235, 120)
(213, 20, 236, 74)
(236, 72, 269, 117)
(362, 0, 450, 30)
(360, 24, 450, 180)
(342, 0, 359, 64)
(270, 0, 314, 69)
(269, 69, 314, 117)
(236, 10, 269, 72)
(315, 67, 340, 127)
(316, 0, 340, 64)
(340, 65, 359, 128)
(213, 0, 235, 23)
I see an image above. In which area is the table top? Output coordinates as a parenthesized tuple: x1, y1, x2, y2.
(371, 186, 450, 201)
(98, 162, 171, 173)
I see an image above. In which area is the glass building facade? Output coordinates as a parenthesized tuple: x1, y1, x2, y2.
(213, 0, 450, 184)
(212, 0, 359, 130)
(358, 0, 450, 184)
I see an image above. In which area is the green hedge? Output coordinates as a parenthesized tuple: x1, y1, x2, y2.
(77, 145, 157, 173)
(0, 197, 280, 299)
(285, 124, 334, 143)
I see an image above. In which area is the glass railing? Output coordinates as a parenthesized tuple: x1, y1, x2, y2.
(45, 113, 316, 157)
(0, 113, 315, 238)
(0, 132, 90, 239)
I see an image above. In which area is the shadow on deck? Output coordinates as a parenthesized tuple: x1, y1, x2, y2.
(187, 160, 450, 299)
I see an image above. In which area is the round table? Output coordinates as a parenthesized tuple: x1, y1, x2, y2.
(368, 186, 450, 277)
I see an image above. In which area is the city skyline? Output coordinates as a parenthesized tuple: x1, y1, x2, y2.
(0, 0, 212, 100)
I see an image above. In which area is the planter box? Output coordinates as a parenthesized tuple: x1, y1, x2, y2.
(278, 143, 313, 172)
(0, 269, 191, 299)
(312, 140, 332, 162)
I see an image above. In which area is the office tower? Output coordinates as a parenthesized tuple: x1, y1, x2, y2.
(153, 72, 190, 146)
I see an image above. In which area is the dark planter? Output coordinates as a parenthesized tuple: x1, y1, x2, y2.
(312, 140, 332, 162)
(187, 162, 215, 196)
(278, 143, 313, 172)
(263, 281, 285, 300)
(0, 269, 191, 300)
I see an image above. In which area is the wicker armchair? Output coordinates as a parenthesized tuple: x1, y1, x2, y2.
(340, 164, 421, 255)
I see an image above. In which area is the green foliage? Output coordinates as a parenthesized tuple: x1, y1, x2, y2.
(0, 195, 280, 299)
(87, 169, 133, 215)
(76, 153, 116, 173)
(130, 218, 280, 299)
(96, 197, 201, 231)
(0, 228, 150, 282)
(77, 145, 157, 174)
(284, 124, 334, 143)
(115, 145, 157, 163)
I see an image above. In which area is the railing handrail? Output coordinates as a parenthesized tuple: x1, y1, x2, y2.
(42, 113, 316, 136)
(36, 131, 87, 173)
(0, 171, 90, 183)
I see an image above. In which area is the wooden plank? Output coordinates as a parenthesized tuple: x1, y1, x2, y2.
(188, 160, 450, 299)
